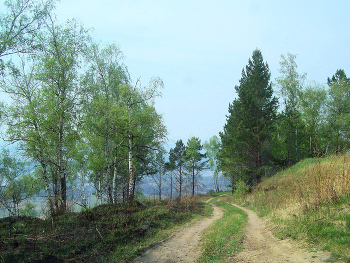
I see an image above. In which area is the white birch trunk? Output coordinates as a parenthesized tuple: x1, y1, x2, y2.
(128, 134, 134, 201)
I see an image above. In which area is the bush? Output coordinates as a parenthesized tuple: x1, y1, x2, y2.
(233, 180, 249, 197)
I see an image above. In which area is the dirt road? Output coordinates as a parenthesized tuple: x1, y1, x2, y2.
(229, 203, 337, 263)
(133, 202, 223, 263)
(134, 200, 338, 263)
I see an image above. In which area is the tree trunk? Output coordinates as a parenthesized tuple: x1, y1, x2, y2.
(105, 133, 112, 204)
(60, 175, 66, 212)
(179, 165, 182, 199)
(128, 134, 134, 202)
(41, 161, 54, 215)
(112, 153, 119, 204)
(159, 171, 162, 201)
(58, 114, 66, 212)
(98, 179, 102, 205)
(170, 172, 173, 199)
(192, 166, 195, 196)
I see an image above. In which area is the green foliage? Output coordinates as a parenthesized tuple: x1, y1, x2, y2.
(299, 82, 328, 156)
(220, 49, 278, 186)
(233, 180, 249, 198)
(19, 201, 37, 216)
(326, 69, 350, 153)
(186, 136, 208, 196)
(204, 136, 221, 192)
(1, 9, 167, 212)
(169, 139, 187, 199)
(274, 53, 307, 165)
(0, 149, 40, 216)
(0, 0, 56, 64)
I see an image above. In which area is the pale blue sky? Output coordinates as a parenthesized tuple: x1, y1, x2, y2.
(20, 1, 350, 145)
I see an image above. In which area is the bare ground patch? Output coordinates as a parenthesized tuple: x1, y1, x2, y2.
(228, 204, 339, 263)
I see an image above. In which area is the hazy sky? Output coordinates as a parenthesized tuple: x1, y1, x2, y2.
(41, 1, 350, 146)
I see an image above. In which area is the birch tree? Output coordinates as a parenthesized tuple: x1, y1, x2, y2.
(275, 53, 307, 165)
(2, 18, 90, 214)
(326, 69, 350, 153)
(124, 78, 167, 202)
(299, 83, 327, 156)
(0, 0, 56, 67)
(82, 43, 129, 204)
(204, 135, 221, 192)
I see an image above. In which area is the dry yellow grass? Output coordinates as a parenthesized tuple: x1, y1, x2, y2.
(245, 154, 350, 218)
(240, 154, 350, 261)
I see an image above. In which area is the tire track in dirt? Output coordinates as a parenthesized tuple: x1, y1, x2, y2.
(133, 199, 223, 263)
(228, 203, 339, 263)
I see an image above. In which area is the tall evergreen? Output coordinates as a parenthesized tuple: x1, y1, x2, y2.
(169, 140, 187, 199)
(221, 49, 277, 185)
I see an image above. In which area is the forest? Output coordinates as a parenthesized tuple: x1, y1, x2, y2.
(0, 0, 349, 220)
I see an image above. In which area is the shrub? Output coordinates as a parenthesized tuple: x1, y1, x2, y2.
(234, 180, 249, 197)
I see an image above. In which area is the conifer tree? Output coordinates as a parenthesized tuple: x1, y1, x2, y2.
(185, 137, 207, 196)
(169, 140, 187, 199)
(221, 49, 277, 185)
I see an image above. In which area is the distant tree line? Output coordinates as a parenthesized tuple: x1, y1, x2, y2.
(220, 49, 350, 191)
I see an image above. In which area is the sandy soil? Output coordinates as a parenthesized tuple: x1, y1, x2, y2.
(228, 203, 338, 263)
(133, 201, 223, 263)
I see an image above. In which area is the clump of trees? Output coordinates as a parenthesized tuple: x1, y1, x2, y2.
(0, 0, 211, 218)
(0, 0, 167, 216)
(220, 49, 350, 192)
(166, 137, 208, 199)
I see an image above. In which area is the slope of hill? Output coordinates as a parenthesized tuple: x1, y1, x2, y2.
(240, 154, 350, 262)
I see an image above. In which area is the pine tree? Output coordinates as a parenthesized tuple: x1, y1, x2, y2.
(221, 49, 277, 185)
(169, 140, 187, 199)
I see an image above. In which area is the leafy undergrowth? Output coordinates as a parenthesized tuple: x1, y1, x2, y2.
(199, 192, 247, 263)
(237, 154, 350, 262)
(0, 197, 211, 263)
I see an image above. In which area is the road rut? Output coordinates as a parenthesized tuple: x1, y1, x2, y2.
(228, 203, 338, 263)
(134, 202, 223, 263)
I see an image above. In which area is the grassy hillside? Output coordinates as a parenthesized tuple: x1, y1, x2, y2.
(239, 154, 350, 262)
(0, 197, 211, 262)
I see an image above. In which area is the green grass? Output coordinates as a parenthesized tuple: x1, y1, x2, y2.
(266, 196, 350, 262)
(199, 194, 247, 263)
